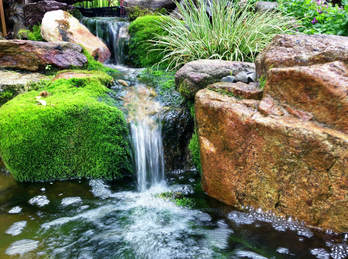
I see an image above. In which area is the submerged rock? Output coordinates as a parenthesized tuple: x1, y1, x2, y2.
(0, 70, 48, 106)
(196, 34, 348, 233)
(175, 59, 255, 99)
(41, 10, 111, 63)
(0, 40, 87, 71)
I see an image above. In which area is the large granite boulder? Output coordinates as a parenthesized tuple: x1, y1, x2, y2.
(0, 40, 87, 71)
(175, 59, 255, 99)
(124, 0, 176, 10)
(0, 70, 48, 106)
(196, 34, 348, 233)
(23, 1, 70, 28)
(255, 34, 348, 79)
(41, 10, 111, 63)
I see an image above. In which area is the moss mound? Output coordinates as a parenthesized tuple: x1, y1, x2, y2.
(0, 74, 132, 182)
(128, 15, 170, 68)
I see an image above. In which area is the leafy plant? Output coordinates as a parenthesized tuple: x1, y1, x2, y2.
(18, 25, 44, 41)
(278, 0, 348, 35)
(154, 0, 294, 70)
(127, 6, 168, 21)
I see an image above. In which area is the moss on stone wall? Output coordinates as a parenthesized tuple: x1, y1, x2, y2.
(0, 74, 132, 182)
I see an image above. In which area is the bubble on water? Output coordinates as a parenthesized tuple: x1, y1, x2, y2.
(5, 221, 27, 236)
(8, 206, 22, 214)
(61, 197, 82, 206)
(227, 211, 255, 225)
(328, 243, 348, 259)
(235, 250, 268, 259)
(276, 247, 291, 255)
(40, 187, 46, 192)
(89, 180, 112, 199)
(311, 248, 330, 259)
(29, 195, 50, 207)
(6, 239, 39, 255)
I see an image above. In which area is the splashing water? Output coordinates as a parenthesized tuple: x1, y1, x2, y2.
(123, 85, 165, 191)
(81, 17, 129, 64)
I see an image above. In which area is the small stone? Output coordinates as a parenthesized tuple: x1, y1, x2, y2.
(221, 76, 236, 83)
(117, 79, 129, 87)
(234, 71, 249, 83)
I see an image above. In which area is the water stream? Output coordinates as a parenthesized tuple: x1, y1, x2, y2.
(0, 16, 347, 259)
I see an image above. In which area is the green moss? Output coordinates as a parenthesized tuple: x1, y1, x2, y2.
(0, 89, 16, 106)
(258, 75, 267, 89)
(189, 130, 202, 174)
(81, 48, 121, 78)
(157, 191, 196, 208)
(128, 15, 170, 68)
(137, 68, 183, 107)
(18, 25, 44, 41)
(0, 76, 132, 182)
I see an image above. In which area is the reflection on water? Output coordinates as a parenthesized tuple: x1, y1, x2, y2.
(0, 171, 347, 259)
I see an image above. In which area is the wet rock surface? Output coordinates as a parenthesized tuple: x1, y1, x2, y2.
(41, 10, 111, 63)
(0, 70, 48, 106)
(0, 40, 87, 71)
(175, 59, 255, 99)
(196, 34, 348, 233)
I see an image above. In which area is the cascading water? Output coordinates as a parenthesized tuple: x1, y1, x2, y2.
(81, 17, 129, 64)
(123, 84, 165, 191)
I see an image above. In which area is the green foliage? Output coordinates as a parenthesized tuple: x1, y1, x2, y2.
(189, 130, 202, 174)
(157, 191, 196, 208)
(82, 48, 121, 78)
(18, 25, 44, 41)
(0, 75, 132, 182)
(278, 0, 348, 35)
(75, 0, 119, 8)
(0, 89, 16, 106)
(127, 6, 168, 21)
(128, 15, 170, 68)
(258, 75, 267, 89)
(154, 0, 294, 70)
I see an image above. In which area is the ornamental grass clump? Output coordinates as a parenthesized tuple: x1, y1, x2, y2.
(154, 0, 294, 69)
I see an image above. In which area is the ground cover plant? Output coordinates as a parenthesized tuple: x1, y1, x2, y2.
(154, 0, 294, 70)
(278, 0, 348, 36)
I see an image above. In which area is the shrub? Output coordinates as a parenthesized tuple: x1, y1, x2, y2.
(278, 0, 348, 36)
(18, 25, 44, 41)
(154, 0, 294, 69)
(128, 15, 170, 68)
(127, 6, 168, 21)
(0, 74, 132, 182)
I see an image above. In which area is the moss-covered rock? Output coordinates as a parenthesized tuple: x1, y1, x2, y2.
(128, 15, 169, 68)
(0, 74, 133, 182)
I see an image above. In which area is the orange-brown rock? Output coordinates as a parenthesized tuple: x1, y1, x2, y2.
(255, 34, 348, 78)
(266, 61, 348, 133)
(41, 10, 111, 63)
(208, 82, 263, 100)
(196, 89, 348, 233)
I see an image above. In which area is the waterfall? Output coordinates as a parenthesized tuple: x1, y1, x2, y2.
(81, 17, 129, 64)
(123, 85, 165, 192)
